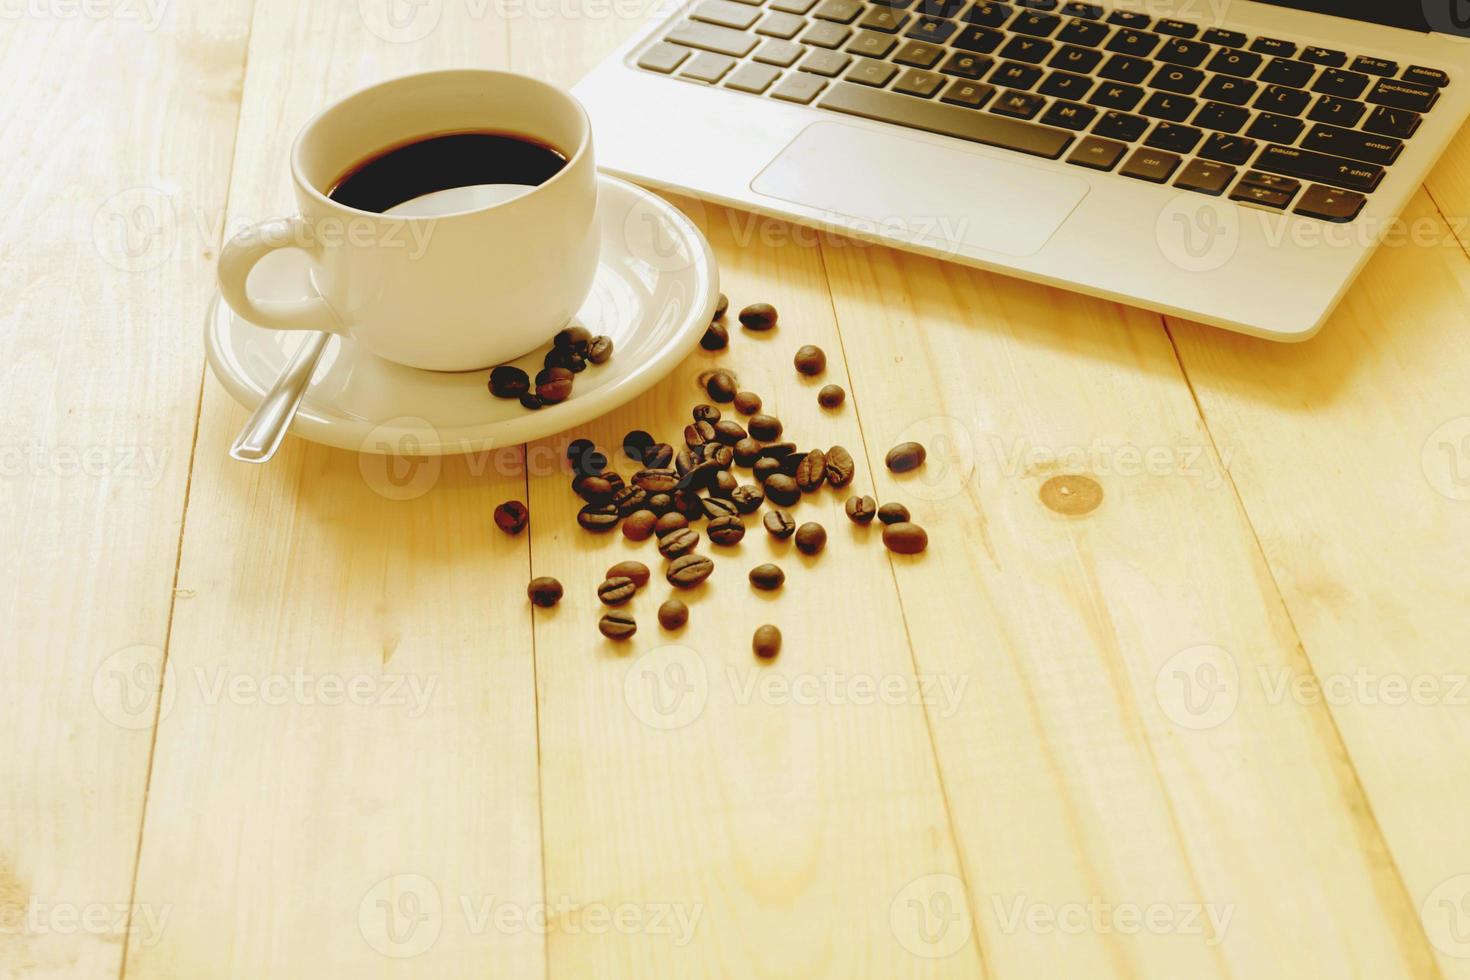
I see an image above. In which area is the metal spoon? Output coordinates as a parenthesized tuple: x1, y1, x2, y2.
(229, 331, 331, 463)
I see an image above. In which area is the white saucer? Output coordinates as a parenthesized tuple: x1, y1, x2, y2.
(205, 175, 717, 454)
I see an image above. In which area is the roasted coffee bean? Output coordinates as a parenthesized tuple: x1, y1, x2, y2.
(692, 404, 721, 424)
(599, 611, 637, 640)
(622, 509, 657, 541)
(536, 366, 574, 404)
(573, 450, 608, 477)
(682, 423, 709, 449)
(877, 502, 910, 525)
(566, 436, 595, 465)
(708, 515, 746, 545)
(675, 449, 697, 478)
(752, 457, 783, 484)
(748, 413, 783, 442)
(527, 576, 563, 607)
(702, 496, 739, 521)
(633, 468, 680, 494)
(734, 438, 763, 467)
(644, 492, 672, 515)
(588, 335, 614, 364)
(763, 473, 800, 507)
(606, 560, 651, 588)
(673, 489, 705, 520)
(845, 495, 877, 525)
(658, 598, 689, 630)
(555, 325, 593, 349)
(759, 441, 798, 460)
(604, 472, 625, 492)
(658, 527, 700, 558)
(824, 445, 855, 488)
(714, 292, 729, 319)
(713, 420, 746, 445)
(731, 484, 765, 514)
(667, 553, 714, 589)
(763, 510, 796, 539)
(706, 370, 738, 403)
(795, 449, 827, 493)
(749, 563, 785, 591)
(753, 624, 782, 660)
(793, 344, 826, 376)
(645, 442, 674, 468)
(739, 303, 777, 331)
(655, 512, 689, 538)
(886, 441, 926, 473)
(794, 522, 827, 555)
(706, 444, 734, 469)
(712, 470, 739, 498)
(489, 365, 531, 398)
(493, 500, 529, 535)
(701, 321, 729, 351)
(613, 486, 648, 516)
(882, 521, 928, 554)
(681, 460, 723, 492)
(578, 502, 620, 531)
(733, 391, 761, 415)
(818, 384, 845, 408)
(519, 393, 543, 410)
(598, 576, 637, 606)
(777, 452, 804, 478)
(545, 346, 584, 372)
(573, 475, 614, 503)
(622, 429, 655, 463)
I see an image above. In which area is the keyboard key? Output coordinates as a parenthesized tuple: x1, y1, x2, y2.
(800, 49, 852, 75)
(1050, 44, 1103, 73)
(993, 89, 1046, 117)
(1093, 110, 1148, 141)
(1246, 112, 1304, 143)
(1113, 29, 1163, 57)
(913, 0, 965, 15)
(770, 0, 818, 12)
(1259, 58, 1315, 88)
(667, 21, 759, 56)
(1140, 92, 1196, 121)
(1301, 124, 1403, 165)
(1100, 55, 1151, 83)
(638, 42, 691, 73)
(1300, 46, 1347, 68)
(1194, 101, 1249, 132)
(961, 0, 1009, 27)
(941, 78, 995, 106)
(772, 72, 829, 102)
(1239, 171, 1302, 195)
(1255, 85, 1311, 116)
(1229, 181, 1295, 209)
(1001, 35, 1054, 63)
(906, 18, 957, 43)
(725, 62, 782, 92)
(813, 0, 861, 19)
(1362, 105, 1421, 138)
(1312, 69, 1369, 99)
(1201, 76, 1256, 105)
(1209, 49, 1262, 78)
(1199, 132, 1257, 164)
(1350, 55, 1396, 77)
(1150, 65, 1204, 94)
(692, 0, 762, 29)
(1308, 95, 1365, 126)
(1107, 9, 1149, 27)
(893, 67, 945, 96)
(757, 11, 808, 36)
(1056, 18, 1108, 46)
(1061, 1, 1103, 17)
(993, 61, 1043, 89)
(1017, 0, 1058, 8)
(1294, 184, 1367, 222)
(1367, 78, 1439, 113)
(1041, 99, 1097, 129)
(1250, 37, 1296, 58)
(1174, 158, 1236, 195)
(1146, 122, 1202, 152)
(1089, 82, 1144, 110)
(1039, 71, 1092, 99)
(1404, 65, 1450, 88)
(1120, 147, 1180, 182)
(895, 40, 945, 67)
(857, 6, 909, 31)
(1202, 27, 1246, 47)
(953, 26, 1004, 53)
(940, 52, 993, 78)
(818, 81, 1076, 156)
(873, 0, 916, 7)
(801, 21, 852, 45)
(847, 59, 899, 85)
(1154, 19, 1197, 38)
(1067, 135, 1128, 169)
(681, 52, 737, 81)
(848, 30, 899, 57)
(1010, 11, 1061, 36)
(1157, 39, 1210, 68)
(755, 38, 805, 65)
(1253, 144, 1385, 191)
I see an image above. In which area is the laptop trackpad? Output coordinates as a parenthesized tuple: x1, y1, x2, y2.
(751, 121, 1089, 258)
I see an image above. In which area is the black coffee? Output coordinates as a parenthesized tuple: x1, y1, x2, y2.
(328, 131, 567, 214)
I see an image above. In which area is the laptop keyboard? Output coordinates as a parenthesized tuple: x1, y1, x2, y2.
(634, 0, 1451, 223)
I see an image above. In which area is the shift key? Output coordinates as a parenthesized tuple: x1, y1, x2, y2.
(1253, 144, 1384, 192)
(817, 81, 1074, 158)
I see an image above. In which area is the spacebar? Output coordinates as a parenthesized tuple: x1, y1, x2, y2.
(817, 83, 1074, 160)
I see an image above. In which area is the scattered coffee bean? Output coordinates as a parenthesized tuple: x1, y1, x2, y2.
(622, 430, 655, 463)
(573, 475, 614, 503)
(760, 441, 799, 460)
(794, 345, 826, 376)
(574, 450, 608, 477)
(545, 346, 585, 372)
(599, 611, 637, 640)
(577, 502, 620, 531)
(777, 451, 803, 477)
(685, 421, 715, 448)
(655, 512, 689, 538)
(681, 460, 722, 492)
(708, 515, 746, 545)
(493, 500, 529, 535)
(753, 624, 782, 660)
(713, 420, 747, 445)
(606, 560, 651, 588)
(633, 468, 680, 494)
(731, 484, 765, 514)
(658, 527, 700, 558)
(706, 444, 734, 469)
(714, 292, 728, 319)
(706, 370, 738, 403)
(739, 303, 777, 331)
(645, 442, 674, 468)
(794, 522, 827, 556)
(555, 325, 592, 349)
(795, 449, 827, 493)
(824, 446, 856, 488)
(588, 335, 614, 364)
(763, 510, 796, 539)
(733, 438, 763, 467)
(527, 577, 563, 607)
(701, 496, 739, 521)
(675, 449, 698, 478)
(489, 365, 530, 398)
(598, 576, 637, 606)
(752, 457, 783, 484)
(645, 492, 673, 515)
(622, 509, 657, 541)
(711, 470, 739, 498)
(877, 502, 910, 525)
(845, 495, 877, 525)
(701, 320, 728, 351)
(886, 441, 927, 473)
(658, 598, 689, 630)
(733, 391, 761, 415)
(673, 489, 705, 520)
(667, 553, 714, 589)
(749, 563, 785, 591)
(748, 413, 783, 442)
(612, 486, 648, 516)
(519, 393, 543, 410)
(818, 384, 845, 408)
(763, 473, 801, 507)
(692, 404, 721, 424)
(882, 521, 928, 554)
(536, 366, 574, 404)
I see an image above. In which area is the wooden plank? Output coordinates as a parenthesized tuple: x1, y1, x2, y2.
(123, 6, 546, 977)
(821, 239, 1437, 976)
(0, 6, 251, 978)
(1169, 184, 1470, 976)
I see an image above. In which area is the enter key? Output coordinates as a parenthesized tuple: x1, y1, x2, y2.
(1302, 124, 1403, 166)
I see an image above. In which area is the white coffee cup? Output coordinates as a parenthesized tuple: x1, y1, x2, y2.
(217, 69, 599, 372)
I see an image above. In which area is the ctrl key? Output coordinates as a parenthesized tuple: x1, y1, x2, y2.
(1066, 135, 1127, 171)
(1119, 147, 1181, 183)
(1294, 184, 1367, 222)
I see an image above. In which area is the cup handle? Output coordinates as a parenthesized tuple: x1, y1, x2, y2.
(217, 217, 345, 333)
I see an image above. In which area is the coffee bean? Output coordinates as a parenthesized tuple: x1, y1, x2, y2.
(882, 521, 928, 554)
(545, 346, 584, 372)
(599, 611, 637, 640)
(555, 325, 592, 349)
(763, 473, 800, 506)
(752, 457, 783, 484)
(573, 449, 608, 477)
(622, 430, 655, 463)
(886, 441, 926, 473)
(681, 460, 723, 492)
(633, 468, 680, 494)
(739, 303, 777, 331)
(588, 335, 614, 364)
(731, 484, 765, 514)
(706, 444, 734, 469)
(708, 515, 746, 545)
(536, 366, 574, 404)
(675, 449, 697, 478)
(753, 624, 782, 660)
(760, 442, 799, 460)
(702, 496, 739, 521)
(645, 442, 674, 468)
(493, 500, 529, 534)
(763, 510, 796, 539)
(706, 370, 738, 403)
(489, 365, 530, 398)
(714, 292, 728, 319)
(654, 512, 689, 538)
(566, 437, 594, 462)
(794, 522, 826, 555)
(645, 492, 672, 515)
(598, 576, 637, 606)
(701, 321, 728, 351)
(749, 563, 785, 591)
(603, 472, 625, 492)
(692, 404, 721, 424)
(733, 391, 761, 415)
(777, 452, 803, 478)
(673, 489, 704, 520)
(685, 421, 715, 449)
(667, 553, 714, 589)
(712, 470, 738, 498)
(818, 384, 845, 408)
(519, 393, 543, 410)
(606, 560, 651, 588)
(658, 527, 700, 558)
(577, 502, 620, 531)
(573, 475, 614, 503)
(713, 420, 747, 445)
(622, 509, 657, 541)
(824, 446, 855, 488)
(612, 486, 648, 516)
(527, 576, 563, 607)
(748, 413, 783, 441)
(795, 449, 827, 493)
(845, 495, 877, 525)
(877, 503, 910, 525)
(793, 344, 826, 376)
(734, 438, 764, 467)
(658, 598, 689, 630)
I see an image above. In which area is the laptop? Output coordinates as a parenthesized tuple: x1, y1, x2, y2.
(573, 1, 1470, 340)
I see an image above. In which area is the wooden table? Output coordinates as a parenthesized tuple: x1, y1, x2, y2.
(6, 3, 1470, 977)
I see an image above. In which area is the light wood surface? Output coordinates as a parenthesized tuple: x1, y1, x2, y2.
(5, 4, 1470, 978)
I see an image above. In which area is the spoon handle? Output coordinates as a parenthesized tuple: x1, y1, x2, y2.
(229, 331, 331, 463)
